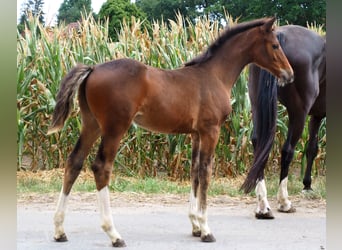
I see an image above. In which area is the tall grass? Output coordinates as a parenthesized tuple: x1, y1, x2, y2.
(17, 13, 326, 181)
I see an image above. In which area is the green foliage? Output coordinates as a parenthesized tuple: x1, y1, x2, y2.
(136, 0, 326, 28)
(243, 0, 326, 27)
(17, 0, 45, 34)
(17, 14, 112, 170)
(17, 13, 326, 182)
(57, 0, 92, 24)
(136, 0, 192, 23)
(98, 0, 147, 41)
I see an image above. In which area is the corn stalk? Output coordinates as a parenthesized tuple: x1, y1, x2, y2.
(17, 13, 326, 181)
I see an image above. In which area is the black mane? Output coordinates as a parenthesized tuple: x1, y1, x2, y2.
(185, 18, 270, 67)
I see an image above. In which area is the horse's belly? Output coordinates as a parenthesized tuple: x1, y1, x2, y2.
(133, 112, 195, 134)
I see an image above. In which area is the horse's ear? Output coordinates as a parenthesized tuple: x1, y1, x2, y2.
(264, 17, 276, 32)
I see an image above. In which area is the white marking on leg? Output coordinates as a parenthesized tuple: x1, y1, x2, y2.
(188, 189, 201, 235)
(197, 207, 211, 237)
(255, 179, 271, 214)
(277, 177, 292, 211)
(97, 186, 122, 243)
(54, 188, 69, 239)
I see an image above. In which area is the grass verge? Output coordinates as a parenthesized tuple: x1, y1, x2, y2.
(17, 169, 326, 200)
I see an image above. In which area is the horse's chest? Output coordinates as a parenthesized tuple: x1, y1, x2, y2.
(214, 91, 232, 114)
(201, 93, 232, 123)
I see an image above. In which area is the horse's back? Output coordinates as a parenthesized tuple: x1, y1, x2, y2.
(92, 58, 148, 79)
(277, 25, 325, 69)
(80, 58, 201, 134)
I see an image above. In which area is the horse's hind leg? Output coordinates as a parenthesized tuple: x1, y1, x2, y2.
(91, 130, 127, 247)
(303, 115, 324, 191)
(277, 112, 306, 213)
(54, 121, 100, 242)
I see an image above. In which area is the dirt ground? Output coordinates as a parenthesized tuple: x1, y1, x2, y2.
(17, 190, 326, 215)
(17, 168, 326, 249)
(17, 191, 326, 250)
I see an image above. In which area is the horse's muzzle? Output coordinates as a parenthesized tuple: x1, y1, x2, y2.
(278, 69, 294, 87)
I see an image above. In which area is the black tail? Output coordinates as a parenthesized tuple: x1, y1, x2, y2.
(241, 32, 285, 193)
(47, 64, 93, 135)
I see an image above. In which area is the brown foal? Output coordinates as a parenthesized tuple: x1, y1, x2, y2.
(48, 17, 293, 247)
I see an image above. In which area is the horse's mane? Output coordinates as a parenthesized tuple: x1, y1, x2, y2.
(185, 18, 270, 67)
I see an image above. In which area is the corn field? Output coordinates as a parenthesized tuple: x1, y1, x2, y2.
(17, 14, 326, 180)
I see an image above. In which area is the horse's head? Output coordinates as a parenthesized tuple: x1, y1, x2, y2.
(251, 17, 294, 85)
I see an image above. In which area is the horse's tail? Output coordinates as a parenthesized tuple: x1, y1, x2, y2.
(47, 64, 93, 135)
(241, 33, 285, 193)
(241, 67, 278, 193)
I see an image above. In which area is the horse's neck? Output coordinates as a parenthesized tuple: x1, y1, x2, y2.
(205, 36, 252, 90)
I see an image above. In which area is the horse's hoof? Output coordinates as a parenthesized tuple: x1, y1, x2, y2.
(192, 230, 201, 237)
(201, 233, 216, 242)
(54, 233, 68, 242)
(255, 209, 275, 219)
(278, 206, 296, 213)
(112, 238, 126, 247)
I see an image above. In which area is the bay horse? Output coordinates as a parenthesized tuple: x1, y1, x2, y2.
(48, 17, 293, 247)
(241, 25, 326, 219)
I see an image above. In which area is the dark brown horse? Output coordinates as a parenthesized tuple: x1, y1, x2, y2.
(242, 25, 326, 219)
(48, 17, 293, 247)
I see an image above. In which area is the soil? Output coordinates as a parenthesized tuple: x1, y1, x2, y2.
(17, 191, 326, 215)
(17, 169, 326, 250)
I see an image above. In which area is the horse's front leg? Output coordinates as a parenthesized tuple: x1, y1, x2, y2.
(196, 128, 219, 242)
(277, 113, 306, 213)
(255, 178, 274, 219)
(197, 153, 216, 242)
(188, 132, 201, 237)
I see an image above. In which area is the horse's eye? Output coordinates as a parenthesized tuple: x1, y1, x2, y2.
(272, 44, 279, 49)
